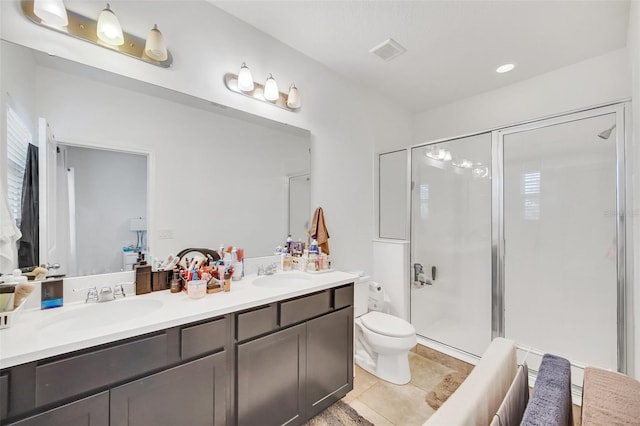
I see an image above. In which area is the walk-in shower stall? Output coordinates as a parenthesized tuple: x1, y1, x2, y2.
(382, 102, 630, 391)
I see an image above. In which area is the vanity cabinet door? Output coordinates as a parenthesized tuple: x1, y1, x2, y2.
(306, 307, 354, 416)
(237, 323, 306, 426)
(110, 352, 226, 426)
(8, 391, 108, 426)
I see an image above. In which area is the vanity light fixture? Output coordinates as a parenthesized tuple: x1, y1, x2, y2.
(144, 24, 167, 62)
(263, 74, 279, 102)
(496, 63, 516, 74)
(33, 0, 68, 27)
(97, 3, 124, 46)
(21, 0, 173, 68)
(286, 84, 301, 109)
(237, 63, 255, 92)
(224, 66, 301, 111)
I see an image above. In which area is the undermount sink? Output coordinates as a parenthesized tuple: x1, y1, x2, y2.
(38, 298, 163, 334)
(253, 273, 313, 289)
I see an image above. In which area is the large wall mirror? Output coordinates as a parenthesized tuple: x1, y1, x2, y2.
(1, 40, 311, 278)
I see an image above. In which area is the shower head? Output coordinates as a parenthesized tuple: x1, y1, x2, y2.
(598, 124, 616, 140)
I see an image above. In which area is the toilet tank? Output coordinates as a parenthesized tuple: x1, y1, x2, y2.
(354, 277, 371, 317)
(354, 276, 387, 317)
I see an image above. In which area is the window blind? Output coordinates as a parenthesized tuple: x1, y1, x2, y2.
(6, 106, 32, 227)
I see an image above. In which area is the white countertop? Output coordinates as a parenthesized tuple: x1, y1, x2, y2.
(0, 270, 357, 369)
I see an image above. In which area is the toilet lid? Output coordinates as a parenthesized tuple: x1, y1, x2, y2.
(361, 312, 415, 337)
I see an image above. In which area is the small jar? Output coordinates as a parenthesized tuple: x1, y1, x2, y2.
(187, 280, 206, 299)
(224, 273, 231, 292)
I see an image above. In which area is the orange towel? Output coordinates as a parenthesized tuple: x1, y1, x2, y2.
(311, 207, 330, 255)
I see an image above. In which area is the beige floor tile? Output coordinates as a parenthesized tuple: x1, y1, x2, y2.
(347, 399, 395, 426)
(343, 365, 380, 403)
(358, 380, 436, 426)
(409, 352, 455, 392)
(416, 344, 474, 375)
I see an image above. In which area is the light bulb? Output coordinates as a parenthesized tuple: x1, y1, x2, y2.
(237, 63, 254, 92)
(286, 83, 301, 109)
(144, 24, 167, 61)
(264, 74, 279, 102)
(97, 3, 124, 46)
(33, 0, 68, 27)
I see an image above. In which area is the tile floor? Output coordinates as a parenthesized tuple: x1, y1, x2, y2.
(343, 344, 583, 426)
(343, 345, 473, 426)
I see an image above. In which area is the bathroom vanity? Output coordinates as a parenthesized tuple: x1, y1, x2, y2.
(0, 271, 355, 426)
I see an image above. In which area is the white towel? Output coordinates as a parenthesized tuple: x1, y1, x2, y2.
(0, 191, 22, 274)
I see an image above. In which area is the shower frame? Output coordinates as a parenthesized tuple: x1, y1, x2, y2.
(405, 100, 631, 373)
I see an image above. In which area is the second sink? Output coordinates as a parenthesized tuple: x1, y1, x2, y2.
(38, 298, 163, 334)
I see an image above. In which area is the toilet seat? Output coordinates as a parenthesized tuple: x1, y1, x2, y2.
(360, 311, 415, 338)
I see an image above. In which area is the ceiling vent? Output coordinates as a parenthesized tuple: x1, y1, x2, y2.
(369, 38, 407, 61)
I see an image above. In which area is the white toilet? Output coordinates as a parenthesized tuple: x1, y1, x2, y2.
(354, 276, 417, 385)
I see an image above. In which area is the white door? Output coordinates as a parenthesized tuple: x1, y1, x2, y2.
(38, 117, 60, 272)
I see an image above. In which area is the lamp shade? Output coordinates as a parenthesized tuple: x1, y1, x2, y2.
(144, 24, 167, 61)
(97, 3, 124, 46)
(237, 63, 254, 92)
(33, 0, 68, 27)
(286, 83, 301, 109)
(263, 74, 279, 102)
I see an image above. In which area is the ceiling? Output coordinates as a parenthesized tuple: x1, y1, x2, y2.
(212, 1, 630, 113)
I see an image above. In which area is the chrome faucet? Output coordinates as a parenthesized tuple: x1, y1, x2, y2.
(257, 263, 278, 276)
(413, 263, 432, 286)
(75, 283, 132, 303)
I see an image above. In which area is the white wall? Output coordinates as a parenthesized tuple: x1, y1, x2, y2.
(408, 48, 630, 147)
(0, 0, 414, 274)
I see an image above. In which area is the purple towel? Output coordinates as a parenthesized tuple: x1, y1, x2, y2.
(521, 354, 573, 426)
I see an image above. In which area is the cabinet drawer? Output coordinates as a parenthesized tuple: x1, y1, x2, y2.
(280, 290, 331, 327)
(236, 304, 277, 342)
(1, 373, 8, 421)
(10, 391, 109, 426)
(181, 317, 227, 359)
(333, 284, 354, 309)
(35, 333, 167, 407)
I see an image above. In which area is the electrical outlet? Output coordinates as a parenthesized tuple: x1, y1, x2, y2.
(158, 229, 174, 239)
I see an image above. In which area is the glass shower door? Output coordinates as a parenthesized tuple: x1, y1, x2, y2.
(501, 110, 621, 380)
(411, 133, 492, 356)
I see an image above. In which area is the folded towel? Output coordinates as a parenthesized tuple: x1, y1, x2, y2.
(521, 354, 572, 426)
(582, 366, 640, 426)
(311, 207, 330, 255)
(490, 363, 529, 426)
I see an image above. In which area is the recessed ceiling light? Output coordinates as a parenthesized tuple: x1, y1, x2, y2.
(496, 63, 516, 74)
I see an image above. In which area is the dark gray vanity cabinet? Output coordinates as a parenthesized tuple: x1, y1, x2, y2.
(237, 323, 307, 426)
(235, 284, 354, 426)
(306, 307, 354, 412)
(110, 352, 227, 426)
(9, 392, 109, 426)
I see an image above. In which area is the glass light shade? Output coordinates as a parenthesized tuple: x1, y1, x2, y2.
(263, 74, 279, 102)
(286, 84, 301, 109)
(97, 4, 124, 46)
(144, 24, 167, 61)
(33, 0, 68, 27)
(237, 63, 254, 92)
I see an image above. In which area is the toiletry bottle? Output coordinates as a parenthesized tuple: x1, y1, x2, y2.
(285, 235, 292, 253)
